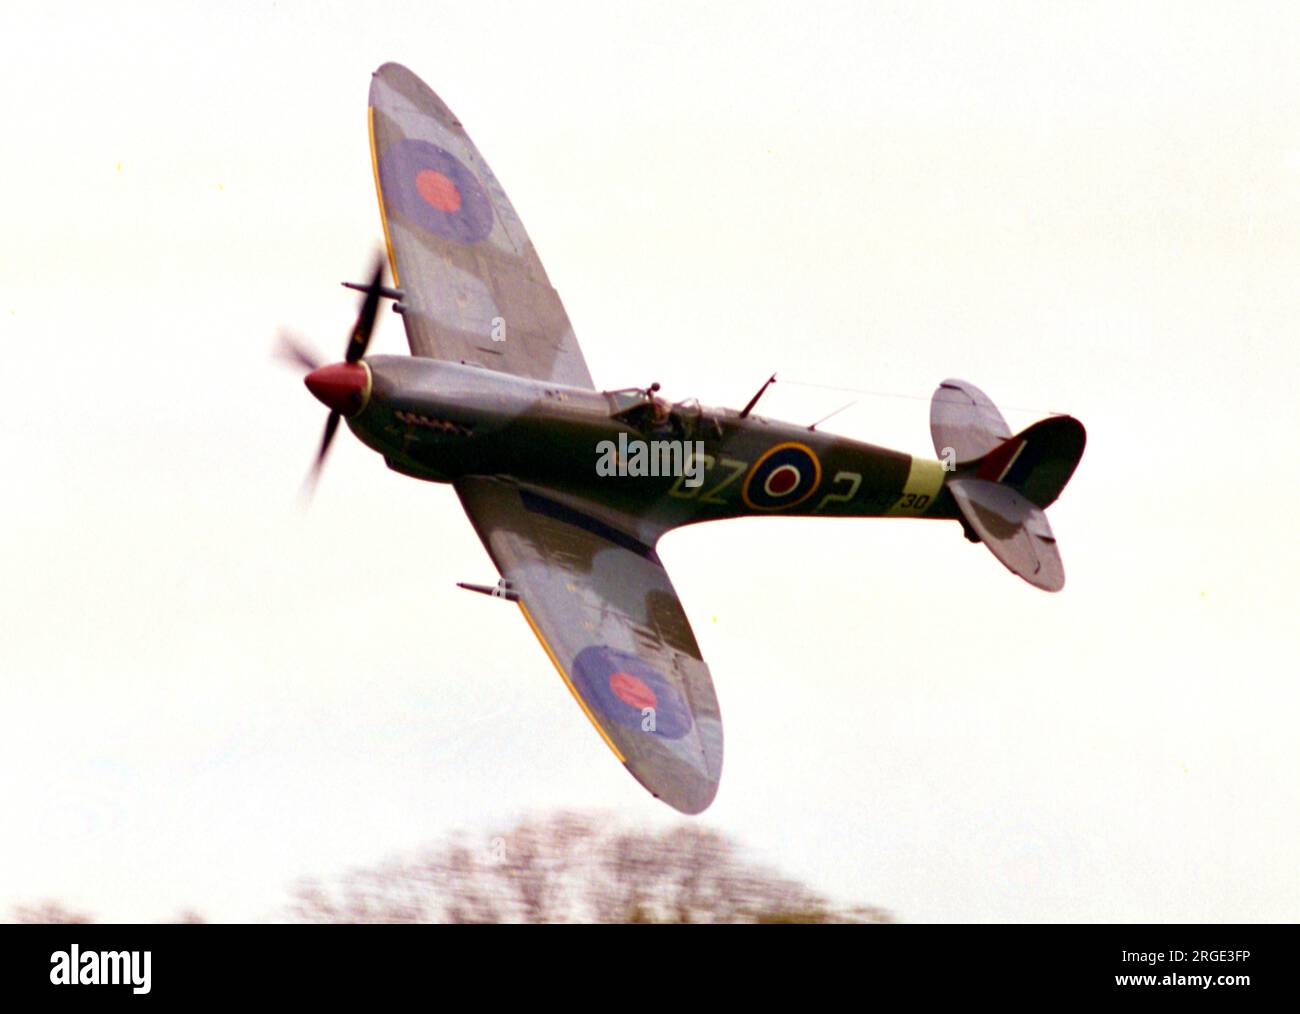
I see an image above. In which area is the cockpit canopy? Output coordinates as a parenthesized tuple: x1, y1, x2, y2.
(603, 386, 715, 439)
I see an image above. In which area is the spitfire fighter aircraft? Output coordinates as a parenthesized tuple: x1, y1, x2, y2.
(284, 63, 1085, 814)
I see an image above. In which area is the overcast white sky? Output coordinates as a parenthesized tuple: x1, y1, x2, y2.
(2, 0, 1298, 922)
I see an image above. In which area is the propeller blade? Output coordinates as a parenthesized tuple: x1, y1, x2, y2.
(301, 411, 341, 501)
(289, 252, 386, 505)
(275, 331, 323, 372)
(345, 254, 386, 363)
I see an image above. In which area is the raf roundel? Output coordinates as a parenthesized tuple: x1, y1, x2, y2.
(742, 441, 822, 510)
(378, 138, 495, 245)
(571, 646, 693, 740)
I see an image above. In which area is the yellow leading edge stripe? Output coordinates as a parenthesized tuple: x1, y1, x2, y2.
(367, 105, 401, 287)
(517, 601, 627, 763)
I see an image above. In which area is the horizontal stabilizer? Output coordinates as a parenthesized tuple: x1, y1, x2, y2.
(948, 478, 1065, 592)
(931, 379, 1012, 464)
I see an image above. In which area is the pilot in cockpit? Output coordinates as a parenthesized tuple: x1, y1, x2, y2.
(606, 383, 710, 440)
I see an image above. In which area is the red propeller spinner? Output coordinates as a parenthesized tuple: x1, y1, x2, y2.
(305, 362, 371, 416)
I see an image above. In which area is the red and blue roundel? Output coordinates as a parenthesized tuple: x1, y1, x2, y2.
(571, 646, 692, 740)
(742, 441, 822, 510)
(378, 138, 495, 245)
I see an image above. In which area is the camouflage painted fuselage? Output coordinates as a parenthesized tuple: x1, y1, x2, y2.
(348, 355, 960, 537)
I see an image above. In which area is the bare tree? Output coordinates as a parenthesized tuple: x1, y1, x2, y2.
(8, 901, 207, 924)
(289, 811, 892, 924)
(11, 900, 95, 924)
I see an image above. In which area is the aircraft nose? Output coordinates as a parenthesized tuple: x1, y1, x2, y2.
(304, 362, 371, 416)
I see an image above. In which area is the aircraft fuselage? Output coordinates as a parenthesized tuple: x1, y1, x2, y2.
(341, 355, 962, 532)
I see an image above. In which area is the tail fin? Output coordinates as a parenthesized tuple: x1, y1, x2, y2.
(931, 380, 1085, 592)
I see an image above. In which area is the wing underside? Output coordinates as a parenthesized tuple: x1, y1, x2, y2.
(368, 62, 594, 389)
(454, 476, 723, 814)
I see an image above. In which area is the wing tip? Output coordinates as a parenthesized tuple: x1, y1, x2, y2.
(369, 62, 458, 127)
(625, 762, 720, 816)
(372, 60, 412, 80)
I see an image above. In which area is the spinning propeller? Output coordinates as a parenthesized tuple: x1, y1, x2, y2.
(278, 254, 386, 497)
